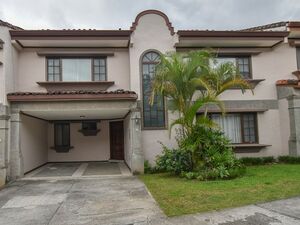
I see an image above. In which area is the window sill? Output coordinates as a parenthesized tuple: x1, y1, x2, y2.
(230, 144, 271, 153)
(51, 146, 74, 153)
(37, 81, 115, 91)
(228, 79, 265, 89)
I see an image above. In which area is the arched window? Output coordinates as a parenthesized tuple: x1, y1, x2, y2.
(141, 51, 165, 128)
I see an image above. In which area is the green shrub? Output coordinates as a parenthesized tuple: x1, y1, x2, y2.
(144, 160, 156, 174)
(155, 124, 245, 180)
(240, 157, 275, 166)
(155, 145, 192, 175)
(181, 166, 246, 181)
(262, 156, 276, 164)
(278, 156, 300, 164)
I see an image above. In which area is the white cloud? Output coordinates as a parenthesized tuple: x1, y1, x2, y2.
(0, 0, 299, 30)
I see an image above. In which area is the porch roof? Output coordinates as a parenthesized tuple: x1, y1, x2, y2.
(7, 89, 137, 102)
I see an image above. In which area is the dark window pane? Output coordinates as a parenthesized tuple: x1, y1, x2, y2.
(142, 52, 165, 128)
(47, 58, 61, 81)
(237, 57, 251, 79)
(54, 123, 70, 147)
(93, 58, 106, 81)
(82, 122, 97, 130)
(242, 113, 257, 143)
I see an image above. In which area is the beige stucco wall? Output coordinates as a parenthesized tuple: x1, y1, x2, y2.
(0, 26, 18, 105)
(129, 12, 299, 163)
(124, 114, 132, 168)
(129, 13, 177, 96)
(129, 13, 178, 164)
(20, 114, 48, 173)
(16, 49, 130, 92)
(220, 43, 297, 101)
(278, 98, 290, 155)
(48, 121, 110, 162)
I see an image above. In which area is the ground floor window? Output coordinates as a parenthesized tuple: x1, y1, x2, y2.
(211, 113, 258, 144)
(54, 123, 71, 152)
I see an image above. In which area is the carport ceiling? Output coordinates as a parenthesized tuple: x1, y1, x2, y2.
(22, 108, 129, 120)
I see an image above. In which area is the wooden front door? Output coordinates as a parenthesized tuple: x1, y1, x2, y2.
(109, 121, 124, 160)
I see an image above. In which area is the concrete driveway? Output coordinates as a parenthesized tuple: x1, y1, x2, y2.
(0, 176, 166, 225)
(1, 173, 300, 225)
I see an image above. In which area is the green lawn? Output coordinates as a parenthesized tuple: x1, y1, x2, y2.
(140, 164, 300, 216)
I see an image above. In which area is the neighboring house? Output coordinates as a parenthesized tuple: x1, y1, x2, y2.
(0, 10, 300, 184)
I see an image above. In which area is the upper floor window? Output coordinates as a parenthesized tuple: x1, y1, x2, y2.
(210, 112, 258, 144)
(141, 51, 165, 128)
(214, 56, 251, 79)
(47, 57, 106, 82)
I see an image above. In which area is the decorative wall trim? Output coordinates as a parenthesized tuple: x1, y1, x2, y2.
(197, 99, 278, 113)
(130, 10, 175, 35)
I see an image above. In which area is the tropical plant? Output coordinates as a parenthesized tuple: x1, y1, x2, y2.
(150, 51, 212, 116)
(192, 58, 253, 116)
(150, 50, 252, 180)
(150, 51, 223, 136)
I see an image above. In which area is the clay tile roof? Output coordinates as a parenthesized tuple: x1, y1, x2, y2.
(276, 79, 300, 90)
(0, 19, 23, 30)
(241, 21, 288, 31)
(7, 89, 136, 96)
(7, 89, 138, 101)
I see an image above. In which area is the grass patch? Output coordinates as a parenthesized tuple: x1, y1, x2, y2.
(140, 164, 300, 216)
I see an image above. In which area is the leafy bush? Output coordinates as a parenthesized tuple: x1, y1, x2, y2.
(278, 156, 300, 164)
(240, 157, 275, 166)
(156, 124, 244, 180)
(181, 166, 246, 181)
(262, 156, 276, 164)
(144, 160, 157, 174)
(180, 124, 243, 179)
(155, 145, 193, 175)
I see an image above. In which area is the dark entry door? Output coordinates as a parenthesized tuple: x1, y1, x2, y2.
(109, 121, 124, 160)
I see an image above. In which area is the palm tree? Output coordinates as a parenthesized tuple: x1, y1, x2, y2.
(150, 51, 222, 136)
(192, 59, 253, 116)
(150, 50, 253, 136)
(150, 51, 212, 116)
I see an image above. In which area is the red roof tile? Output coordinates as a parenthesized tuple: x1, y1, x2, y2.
(7, 89, 137, 102)
(0, 19, 23, 30)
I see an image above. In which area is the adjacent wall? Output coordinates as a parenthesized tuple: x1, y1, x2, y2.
(124, 114, 132, 168)
(20, 114, 48, 173)
(48, 121, 110, 162)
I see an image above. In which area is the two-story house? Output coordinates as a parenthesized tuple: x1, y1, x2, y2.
(1, 10, 300, 184)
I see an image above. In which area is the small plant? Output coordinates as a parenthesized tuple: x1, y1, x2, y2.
(278, 156, 300, 164)
(144, 160, 156, 174)
(181, 166, 246, 181)
(240, 157, 275, 166)
(155, 145, 193, 175)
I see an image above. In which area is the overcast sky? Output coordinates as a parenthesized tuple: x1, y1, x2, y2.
(0, 0, 300, 30)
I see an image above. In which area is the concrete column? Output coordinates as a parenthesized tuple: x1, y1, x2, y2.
(9, 111, 23, 180)
(130, 109, 144, 174)
(288, 96, 300, 156)
(0, 104, 9, 186)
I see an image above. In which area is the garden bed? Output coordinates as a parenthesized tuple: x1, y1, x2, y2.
(140, 164, 300, 216)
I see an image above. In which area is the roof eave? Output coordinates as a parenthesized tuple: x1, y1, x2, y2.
(177, 30, 289, 38)
(9, 30, 132, 40)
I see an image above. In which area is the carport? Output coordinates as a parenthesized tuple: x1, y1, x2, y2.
(7, 90, 144, 180)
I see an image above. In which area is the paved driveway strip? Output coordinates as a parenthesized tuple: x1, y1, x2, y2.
(0, 177, 166, 225)
(1, 176, 300, 225)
